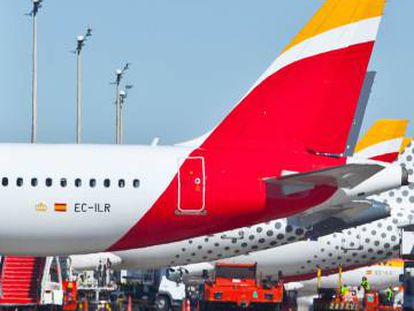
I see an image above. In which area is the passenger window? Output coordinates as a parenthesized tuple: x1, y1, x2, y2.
(45, 178, 52, 187)
(133, 179, 140, 188)
(89, 178, 96, 188)
(60, 178, 67, 187)
(118, 179, 125, 188)
(75, 178, 82, 187)
(31, 178, 38, 187)
(2, 177, 8, 186)
(103, 179, 110, 188)
(16, 177, 23, 187)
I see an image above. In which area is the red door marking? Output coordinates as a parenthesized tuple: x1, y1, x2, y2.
(177, 157, 205, 214)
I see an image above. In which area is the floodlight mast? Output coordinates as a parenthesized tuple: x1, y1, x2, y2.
(30, 0, 43, 143)
(119, 85, 133, 144)
(113, 63, 130, 144)
(75, 28, 92, 144)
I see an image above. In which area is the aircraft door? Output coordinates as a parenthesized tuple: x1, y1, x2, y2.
(177, 156, 206, 215)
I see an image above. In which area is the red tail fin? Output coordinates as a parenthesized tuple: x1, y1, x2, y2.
(193, 0, 386, 154)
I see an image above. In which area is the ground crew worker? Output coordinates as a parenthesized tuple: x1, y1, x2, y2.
(360, 276, 371, 293)
(386, 286, 394, 305)
(340, 284, 349, 297)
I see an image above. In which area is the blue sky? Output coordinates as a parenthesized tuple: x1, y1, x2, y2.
(0, 1, 412, 144)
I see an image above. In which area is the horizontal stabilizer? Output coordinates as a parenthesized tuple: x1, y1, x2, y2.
(264, 163, 384, 196)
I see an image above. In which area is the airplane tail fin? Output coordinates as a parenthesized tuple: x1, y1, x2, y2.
(401, 138, 413, 155)
(354, 119, 409, 163)
(191, 0, 387, 154)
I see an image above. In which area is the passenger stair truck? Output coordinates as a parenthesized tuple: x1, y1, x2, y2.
(195, 263, 283, 311)
(0, 256, 63, 309)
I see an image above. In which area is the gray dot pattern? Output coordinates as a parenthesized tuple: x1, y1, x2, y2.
(169, 217, 311, 265)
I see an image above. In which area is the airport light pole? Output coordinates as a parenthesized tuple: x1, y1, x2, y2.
(30, 0, 43, 143)
(112, 63, 130, 144)
(74, 28, 92, 144)
(119, 85, 133, 144)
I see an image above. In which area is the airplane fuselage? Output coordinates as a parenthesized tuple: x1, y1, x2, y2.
(0, 143, 346, 255)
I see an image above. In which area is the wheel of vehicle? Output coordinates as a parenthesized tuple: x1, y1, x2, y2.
(200, 301, 222, 311)
(198, 301, 209, 311)
(155, 295, 171, 311)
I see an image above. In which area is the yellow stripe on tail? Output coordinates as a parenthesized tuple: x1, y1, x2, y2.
(355, 119, 408, 153)
(283, 0, 386, 53)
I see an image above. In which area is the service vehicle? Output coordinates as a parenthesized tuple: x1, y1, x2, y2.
(313, 288, 402, 311)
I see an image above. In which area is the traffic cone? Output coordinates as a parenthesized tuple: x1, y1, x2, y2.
(83, 296, 89, 311)
(181, 299, 190, 311)
(127, 295, 132, 311)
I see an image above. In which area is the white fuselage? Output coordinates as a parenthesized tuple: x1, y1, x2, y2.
(0, 140, 403, 256)
(292, 262, 402, 297)
(0, 144, 191, 254)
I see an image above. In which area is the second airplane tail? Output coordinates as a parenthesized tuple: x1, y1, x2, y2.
(354, 119, 409, 163)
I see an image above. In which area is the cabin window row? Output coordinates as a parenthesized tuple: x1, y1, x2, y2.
(1, 177, 140, 189)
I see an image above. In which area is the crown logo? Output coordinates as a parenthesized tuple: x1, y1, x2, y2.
(35, 202, 47, 212)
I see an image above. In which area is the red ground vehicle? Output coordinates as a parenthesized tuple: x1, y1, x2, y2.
(62, 281, 78, 311)
(199, 263, 283, 310)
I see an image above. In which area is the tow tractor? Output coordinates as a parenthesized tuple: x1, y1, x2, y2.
(194, 262, 283, 310)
